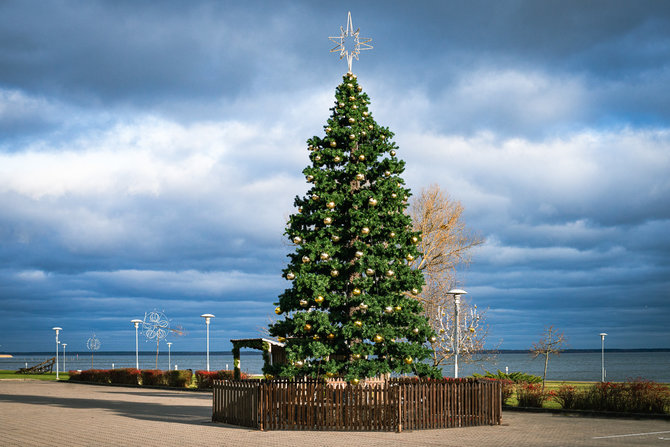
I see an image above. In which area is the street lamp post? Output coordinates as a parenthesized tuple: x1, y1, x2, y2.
(131, 319, 142, 370)
(52, 327, 62, 380)
(448, 289, 467, 378)
(62, 343, 67, 372)
(167, 342, 172, 371)
(201, 314, 215, 372)
(599, 333, 607, 382)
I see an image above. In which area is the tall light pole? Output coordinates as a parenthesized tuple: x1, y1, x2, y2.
(62, 343, 67, 372)
(167, 342, 172, 371)
(599, 333, 607, 382)
(52, 327, 62, 380)
(448, 289, 467, 378)
(201, 314, 215, 372)
(131, 319, 142, 370)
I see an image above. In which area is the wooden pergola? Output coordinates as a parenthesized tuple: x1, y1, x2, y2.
(230, 338, 286, 379)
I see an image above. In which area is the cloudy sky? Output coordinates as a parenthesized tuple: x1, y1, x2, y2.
(1, 0, 669, 353)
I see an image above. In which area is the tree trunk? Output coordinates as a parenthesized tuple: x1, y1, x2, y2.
(542, 351, 549, 391)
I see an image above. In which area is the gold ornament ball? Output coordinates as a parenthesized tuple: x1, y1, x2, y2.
(274, 307, 282, 315)
(381, 134, 386, 139)
(348, 117, 355, 124)
(303, 324, 312, 332)
(361, 131, 367, 136)
(391, 193, 397, 199)
(368, 124, 373, 130)
(349, 95, 355, 101)
(298, 207, 303, 213)
(374, 334, 383, 343)
(429, 336, 438, 343)
(333, 155, 341, 163)
(389, 231, 396, 238)
(469, 327, 475, 333)
(359, 302, 369, 310)
(330, 269, 339, 277)
(357, 85, 362, 91)
(352, 288, 362, 296)
(327, 333, 335, 339)
(306, 175, 314, 182)
(352, 104, 358, 110)
(411, 288, 419, 295)
(439, 328, 446, 334)
(308, 145, 315, 151)
(293, 236, 302, 244)
(295, 360, 304, 368)
(386, 270, 395, 277)
(347, 83, 354, 88)
(300, 299, 308, 307)
(390, 150, 397, 156)
(412, 328, 420, 334)
(286, 272, 295, 280)
(315, 295, 324, 303)
(404, 357, 413, 365)
(352, 353, 361, 360)
(277, 336, 286, 342)
(339, 102, 345, 107)
(406, 254, 415, 261)
(331, 235, 341, 242)
(326, 127, 332, 133)
(355, 251, 364, 258)
(355, 173, 365, 181)
(351, 378, 360, 385)
(394, 305, 402, 312)
(365, 268, 375, 275)
(358, 154, 365, 161)
(384, 306, 394, 314)
(368, 197, 378, 206)
(326, 201, 336, 209)
(302, 256, 310, 263)
(384, 170, 391, 177)
(361, 227, 370, 235)
(349, 134, 356, 140)
(330, 141, 337, 148)
(411, 236, 419, 244)
(354, 320, 363, 327)
(312, 194, 319, 201)
(314, 155, 321, 161)
(323, 217, 332, 225)
(363, 111, 369, 117)
(313, 334, 320, 340)
(320, 252, 330, 260)
(325, 371, 335, 378)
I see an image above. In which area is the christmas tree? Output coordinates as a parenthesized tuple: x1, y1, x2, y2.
(266, 72, 440, 382)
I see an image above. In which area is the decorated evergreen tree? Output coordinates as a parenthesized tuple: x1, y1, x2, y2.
(266, 72, 440, 382)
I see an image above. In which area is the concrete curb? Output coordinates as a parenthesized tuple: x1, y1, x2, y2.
(503, 404, 670, 420)
(60, 379, 212, 393)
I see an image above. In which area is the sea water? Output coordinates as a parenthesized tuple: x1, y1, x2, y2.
(2, 351, 669, 382)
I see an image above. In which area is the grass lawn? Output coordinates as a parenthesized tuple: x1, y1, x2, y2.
(0, 370, 69, 381)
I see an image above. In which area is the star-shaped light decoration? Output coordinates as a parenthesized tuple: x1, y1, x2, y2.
(329, 12, 373, 73)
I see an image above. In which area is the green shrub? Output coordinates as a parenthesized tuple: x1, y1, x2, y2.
(140, 369, 166, 386)
(109, 368, 141, 385)
(517, 383, 550, 408)
(166, 370, 193, 388)
(500, 379, 515, 403)
(473, 369, 542, 384)
(551, 384, 578, 409)
(195, 370, 247, 389)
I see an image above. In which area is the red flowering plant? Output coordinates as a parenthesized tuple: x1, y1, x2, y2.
(517, 382, 550, 408)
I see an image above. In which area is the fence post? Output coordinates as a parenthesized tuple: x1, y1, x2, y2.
(396, 384, 402, 433)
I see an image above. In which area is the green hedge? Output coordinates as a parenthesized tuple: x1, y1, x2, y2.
(69, 368, 194, 388)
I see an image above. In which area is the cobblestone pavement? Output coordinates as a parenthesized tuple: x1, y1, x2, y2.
(1, 380, 669, 446)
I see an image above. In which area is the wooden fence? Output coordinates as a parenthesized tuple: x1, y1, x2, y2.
(213, 378, 501, 431)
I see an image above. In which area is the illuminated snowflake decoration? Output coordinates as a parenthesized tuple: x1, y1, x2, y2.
(86, 334, 101, 352)
(141, 310, 170, 342)
(329, 11, 373, 72)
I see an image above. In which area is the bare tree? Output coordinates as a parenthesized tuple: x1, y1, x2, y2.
(407, 184, 487, 367)
(531, 325, 568, 390)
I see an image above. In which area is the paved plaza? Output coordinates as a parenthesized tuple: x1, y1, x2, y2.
(1, 380, 669, 446)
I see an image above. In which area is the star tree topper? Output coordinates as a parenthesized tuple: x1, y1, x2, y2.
(329, 12, 373, 73)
